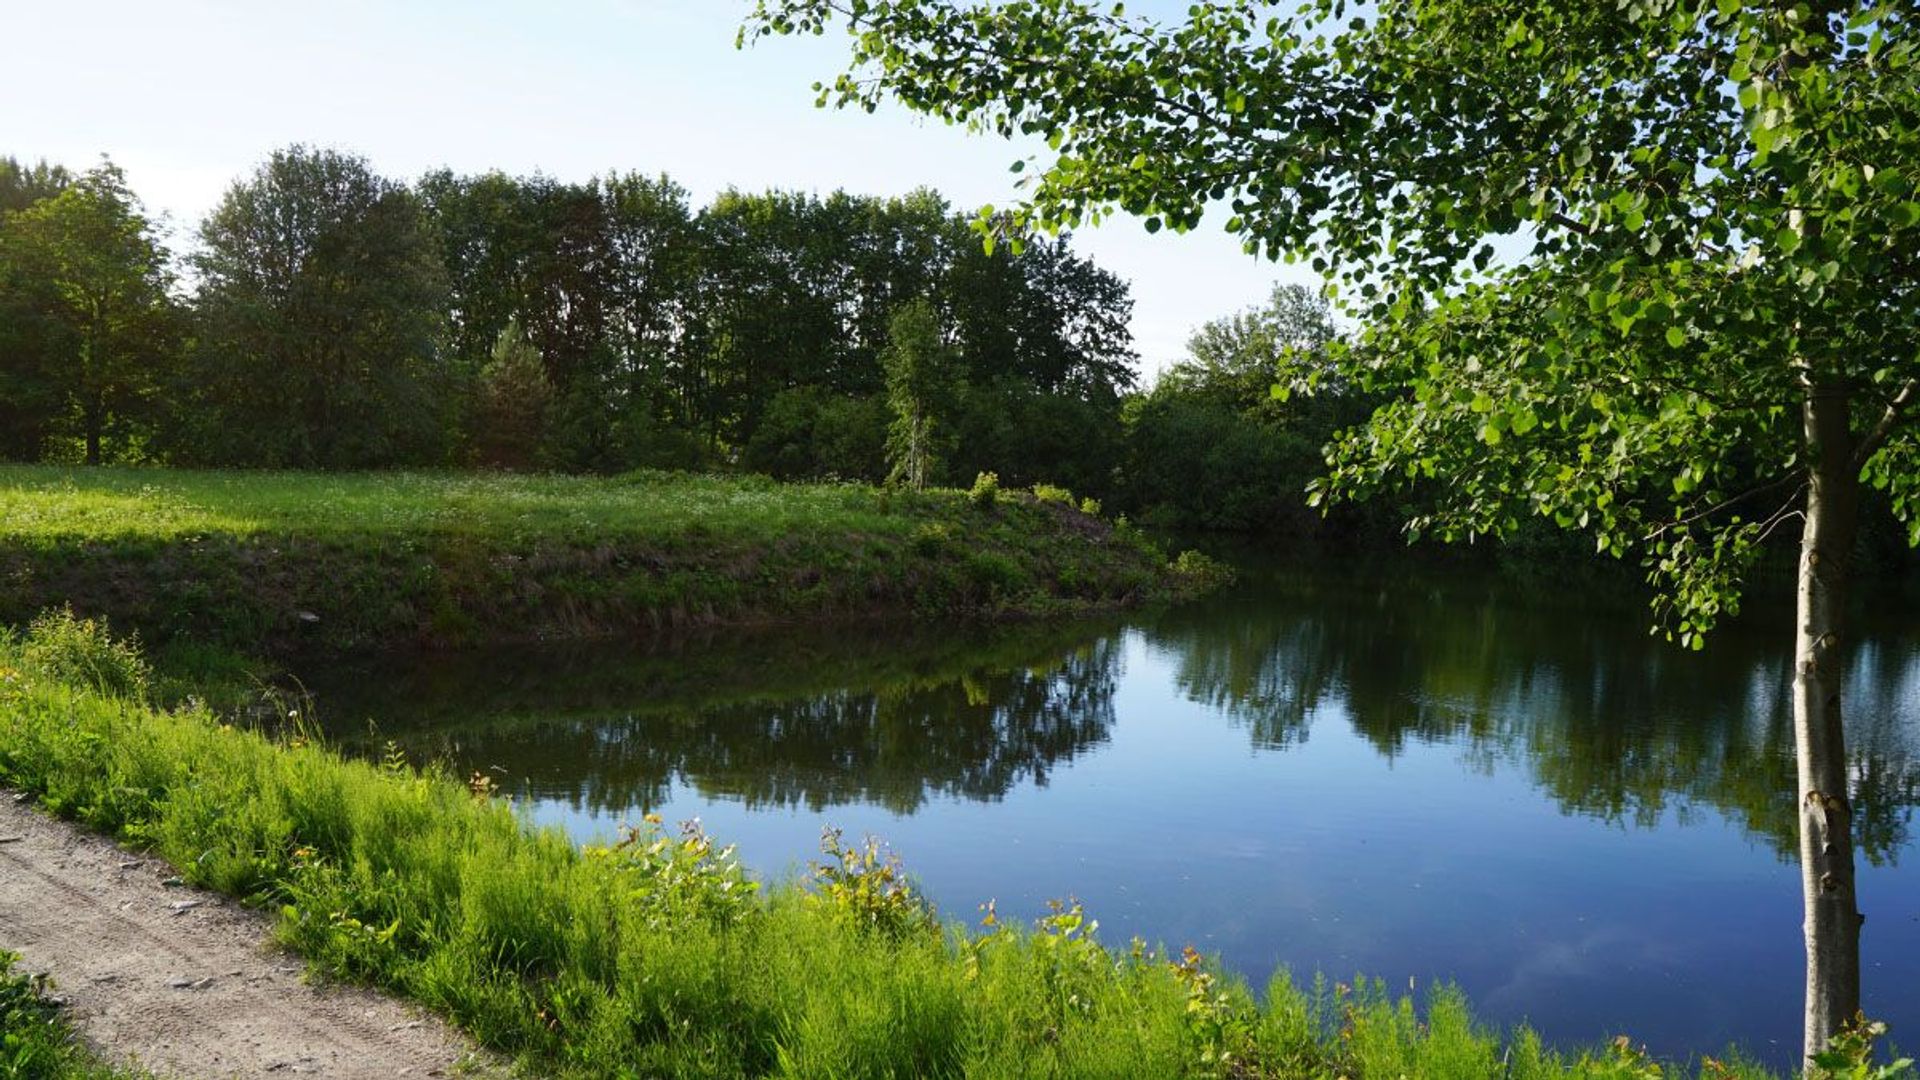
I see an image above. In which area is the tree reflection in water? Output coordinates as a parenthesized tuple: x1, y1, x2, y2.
(305, 563, 1917, 861)
(1146, 566, 1920, 864)
(307, 618, 1122, 815)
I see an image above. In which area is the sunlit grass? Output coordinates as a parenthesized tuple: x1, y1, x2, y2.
(0, 466, 1192, 652)
(0, 465, 905, 543)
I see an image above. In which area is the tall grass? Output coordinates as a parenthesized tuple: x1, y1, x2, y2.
(0, 618, 1893, 1079)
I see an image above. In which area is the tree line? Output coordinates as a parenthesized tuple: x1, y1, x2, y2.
(1, 146, 1396, 536)
(0, 147, 1145, 494)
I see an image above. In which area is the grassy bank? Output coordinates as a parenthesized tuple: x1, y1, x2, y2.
(0, 466, 1207, 654)
(7, 613, 1904, 1080)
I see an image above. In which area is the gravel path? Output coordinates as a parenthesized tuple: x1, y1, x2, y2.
(0, 792, 501, 1079)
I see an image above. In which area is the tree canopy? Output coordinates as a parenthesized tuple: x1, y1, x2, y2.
(184, 146, 452, 468)
(0, 161, 175, 464)
(745, 0, 1919, 632)
(0, 146, 1150, 488)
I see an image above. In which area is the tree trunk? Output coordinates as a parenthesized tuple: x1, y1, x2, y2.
(1795, 379, 1863, 1061)
(84, 393, 102, 466)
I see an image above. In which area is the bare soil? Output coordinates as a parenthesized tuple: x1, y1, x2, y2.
(0, 792, 501, 1079)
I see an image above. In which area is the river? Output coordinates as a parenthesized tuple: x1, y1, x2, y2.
(301, 556, 1920, 1067)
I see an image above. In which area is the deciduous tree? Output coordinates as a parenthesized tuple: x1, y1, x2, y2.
(882, 297, 961, 489)
(187, 146, 449, 467)
(0, 161, 177, 463)
(745, 0, 1920, 1056)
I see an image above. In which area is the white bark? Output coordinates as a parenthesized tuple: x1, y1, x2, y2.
(1795, 380, 1863, 1061)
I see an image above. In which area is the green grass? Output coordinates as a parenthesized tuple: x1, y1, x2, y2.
(0, 466, 1208, 653)
(0, 466, 908, 543)
(4, 613, 1893, 1080)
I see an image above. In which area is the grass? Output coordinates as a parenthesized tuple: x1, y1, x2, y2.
(5, 612, 1903, 1080)
(0, 466, 1213, 653)
(0, 466, 911, 543)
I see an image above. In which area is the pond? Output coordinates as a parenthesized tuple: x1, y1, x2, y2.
(299, 557, 1920, 1067)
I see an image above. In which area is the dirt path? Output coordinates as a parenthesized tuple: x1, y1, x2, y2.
(0, 792, 501, 1079)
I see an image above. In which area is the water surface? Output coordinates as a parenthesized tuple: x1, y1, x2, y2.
(303, 560, 1920, 1066)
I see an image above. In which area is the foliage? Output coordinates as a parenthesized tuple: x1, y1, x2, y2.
(808, 827, 938, 939)
(883, 297, 963, 489)
(0, 950, 138, 1080)
(1808, 1018, 1916, 1080)
(1, 147, 1154, 489)
(17, 607, 150, 701)
(1119, 286, 1376, 534)
(1029, 482, 1075, 507)
(181, 147, 452, 468)
(743, 0, 1920, 636)
(742, 0, 1920, 1049)
(0, 160, 177, 465)
(471, 319, 553, 470)
(0, 158, 72, 215)
(742, 387, 888, 481)
(1167, 550, 1236, 593)
(968, 470, 1001, 507)
(587, 816, 760, 930)
(1177, 285, 1337, 412)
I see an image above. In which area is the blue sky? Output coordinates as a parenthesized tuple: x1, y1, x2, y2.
(2, 0, 1313, 377)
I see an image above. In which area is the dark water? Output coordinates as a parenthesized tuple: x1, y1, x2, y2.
(301, 560, 1920, 1066)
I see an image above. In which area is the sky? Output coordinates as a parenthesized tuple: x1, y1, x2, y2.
(2, 0, 1316, 379)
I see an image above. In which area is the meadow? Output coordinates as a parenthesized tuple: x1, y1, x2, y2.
(0, 466, 1200, 653)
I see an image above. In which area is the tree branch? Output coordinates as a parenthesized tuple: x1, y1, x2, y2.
(1646, 471, 1808, 543)
(1851, 376, 1920, 470)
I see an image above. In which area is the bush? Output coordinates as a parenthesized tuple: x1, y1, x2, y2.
(808, 828, 937, 940)
(20, 607, 150, 700)
(968, 471, 1001, 508)
(1169, 550, 1237, 592)
(1030, 482, 1076, 507)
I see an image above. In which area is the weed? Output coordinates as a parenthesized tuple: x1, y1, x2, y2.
(19, 607, 150, 700)
(1030, 482, 1076, 507)
(1808, 1017, 1915, 1080)
(808, 827, 936, 940)
(0, 950, 140, 1078)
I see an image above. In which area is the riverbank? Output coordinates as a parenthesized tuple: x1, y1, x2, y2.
(0, 466, 1213, 654)
(2, 612, 1880, 1079)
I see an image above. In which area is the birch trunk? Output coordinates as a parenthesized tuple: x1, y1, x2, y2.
(1795, 380, 1863, 1061)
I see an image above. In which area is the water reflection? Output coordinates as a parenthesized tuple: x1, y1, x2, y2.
(1148, 569, 1920, 864)
(308, 567, 1920, 857)
(308, 619, 1122, 814)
